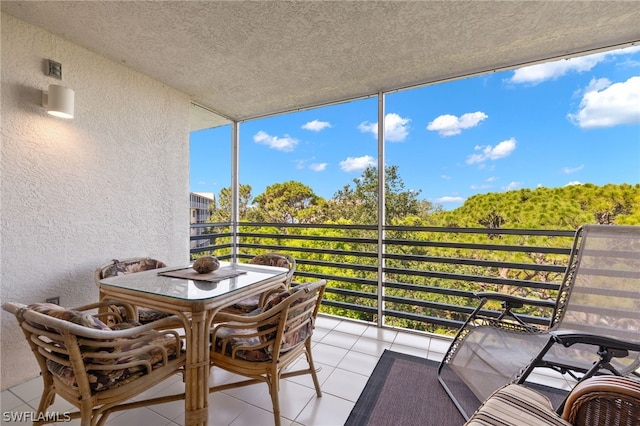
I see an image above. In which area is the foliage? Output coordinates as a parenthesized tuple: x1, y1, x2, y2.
(329, 165, 435, 224)
(201, 169, 640, 335)
(433, 183, 640, 229)
(209, 184, 254, 222)
(250, 181, 326, 224)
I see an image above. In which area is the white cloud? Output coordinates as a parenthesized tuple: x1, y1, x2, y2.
(504, 181, 522, 191)
(466, 138, 517, 164)
(309, 162, 327, 172)
(566, 181, 583, 186)
(302, 120, 332, 131)
(583, 77, 614, 93)
(385, 113, 411, 141)
(567, 76, 640, 128)
(339, 155, 376, 172)
(434, 196, 465, 203)
(358, 113, 410, 142)
(427, 111, 488, 136)
(510, 55, 604, 85)
(253, 130, 298, 151)
(441, 174, 452, 180)
(562, 165, 584, 174)
(508, 46, 640, 85)
(470, 183, 492, 190)
(358, 122, 376, 134)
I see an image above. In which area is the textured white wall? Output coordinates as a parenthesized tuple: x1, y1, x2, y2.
(1, 13, 191, 389)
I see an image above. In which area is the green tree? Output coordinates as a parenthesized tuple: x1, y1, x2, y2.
(210, 184, 254, 222)
(251, 181, 325, 224)
(330, 165, 432, 224)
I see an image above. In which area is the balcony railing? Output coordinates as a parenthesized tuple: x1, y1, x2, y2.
(190, 222, 576, 336)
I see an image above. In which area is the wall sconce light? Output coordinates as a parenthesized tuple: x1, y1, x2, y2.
(41, 60, 74, 119)
(42, 84, 75, 119)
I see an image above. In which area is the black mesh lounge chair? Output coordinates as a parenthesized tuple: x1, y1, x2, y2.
(438, 224, 640, 420)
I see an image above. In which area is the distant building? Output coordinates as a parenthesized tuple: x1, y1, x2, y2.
(190, 192, 215, 248)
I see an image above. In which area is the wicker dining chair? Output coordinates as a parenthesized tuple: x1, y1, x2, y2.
(209, 279, 326, 426)
(224, 252, 297, 314)
(95, 257, 173, 324)
(2, 300, 186, 426)
(465, 375, 640, 426)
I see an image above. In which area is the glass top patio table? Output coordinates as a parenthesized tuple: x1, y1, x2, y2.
(99, 261, 289, 301)
(99, 260, 289, 426)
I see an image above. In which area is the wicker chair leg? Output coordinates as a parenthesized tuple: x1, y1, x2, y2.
(78, 401, 92, 426)
(267, 376, 281, 426)
(306, 341, 322, 397)
(35, 386, 56, 419)
(33, 382, 59, 426)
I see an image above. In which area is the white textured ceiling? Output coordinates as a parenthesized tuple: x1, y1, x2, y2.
(3, 1, 639, 126)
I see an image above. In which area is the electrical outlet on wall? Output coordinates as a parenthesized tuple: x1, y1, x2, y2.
(46, 296, 60, 305)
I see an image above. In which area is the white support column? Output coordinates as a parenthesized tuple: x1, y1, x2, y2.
(377, 93, 385, 327)
(231, 121, 240, 262)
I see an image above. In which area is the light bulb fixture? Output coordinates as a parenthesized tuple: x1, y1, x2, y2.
(42, 84, 74, 119)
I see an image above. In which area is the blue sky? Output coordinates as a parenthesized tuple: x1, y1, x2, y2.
(190, 45, 640, 210)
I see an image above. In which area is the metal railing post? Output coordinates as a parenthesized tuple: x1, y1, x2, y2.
(377, 92, 385, 327)
(231, 121, 240, 262)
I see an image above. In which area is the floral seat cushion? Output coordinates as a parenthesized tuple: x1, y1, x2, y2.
(135, 308, 173, 323)
(27, 302, 111, 332)
(101, 258, 173, 323)
(101, 258, 166, 277)
(45, 333, 180, 393)
(231, 254, 294, 313)
(260, 285, 315, 352)
(250, 253, 293, 269)
(212, 325, 273, 362)
(26, 303, 182, 393)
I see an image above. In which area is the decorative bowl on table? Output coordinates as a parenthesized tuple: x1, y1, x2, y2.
(193, 280, 219, 290)
(192, 256, 220, 274)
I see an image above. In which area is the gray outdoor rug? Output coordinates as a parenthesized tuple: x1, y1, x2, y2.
(345, 349, 569, 426)
(344, 350, 466, 426)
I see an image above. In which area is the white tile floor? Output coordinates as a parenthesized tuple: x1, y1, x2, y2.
(1, 315, 572, 426)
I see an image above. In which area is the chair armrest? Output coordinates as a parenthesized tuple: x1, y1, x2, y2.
(561, 376, 640, 423)
(72, 299, 134, 312)
(214, 303, 285, 325)
(474, 292, 556, 309)
(72, 299, 138, 322)
(15, 304, 183, 340)
(551, 330, 640, 353)
(258, 285, 288, 308)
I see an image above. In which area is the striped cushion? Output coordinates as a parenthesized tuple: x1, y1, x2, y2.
(465, 384, 571, 426)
